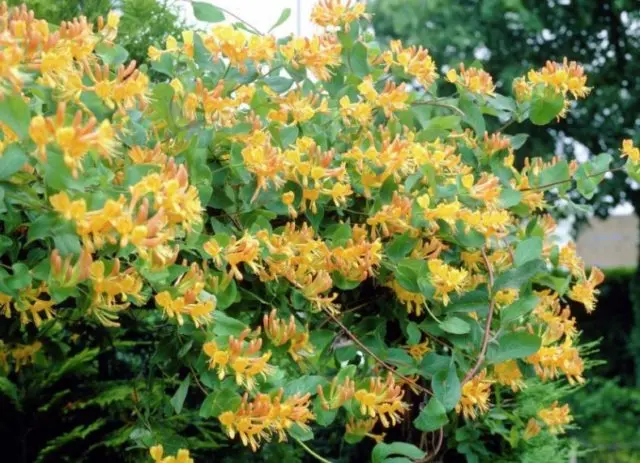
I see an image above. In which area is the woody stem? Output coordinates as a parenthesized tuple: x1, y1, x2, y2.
(322, 307, 432, 396)
(462, 247, 495, 385)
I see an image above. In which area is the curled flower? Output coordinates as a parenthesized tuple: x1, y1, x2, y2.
(568, 267, 604, 313)
(493, 360, 526, 392)
(428, 259, 469, 306)
(447, 64, 495, 96)
(218, 390, 314, 451)
(537, 401, 572, 434)
(456, 370, 492, 420)
(310, 0, 367, 30)
(203, 329, 274, 390)
(354, 374, 408, 428)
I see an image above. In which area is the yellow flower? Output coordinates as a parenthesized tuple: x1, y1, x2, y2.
(456, 370, 492, 420)
(621, 139, 640, 164)
(310, 0, 368, 30)
(387, 279, 426, 316)
(493, 360, 526, 392)
(219, 390, 314, 451)
(538, 401, 572, 434)
(149, 444, 194, 463)
(428, 259, 468, 306)
(567, 266, 604, 313)
(494, 288, 518, 308)
(523, 418, 541, 440)
(526, 338, 584, 384)
(11, 341, 43, 372)
(406, 341, 430, 361)
(384, 40, 437, 88)
(106, 11, 120, 29)
(154, 291, 214, 328)
(50, 192, 87, 222)
(354, 375, 408, 428)
(203, 330, 274, 389)
(262, 309, 314, 362)
(527, 58, 590, 99)
(317, 376, 355, 410)
(447, 64, 495, 96)
(1, 284, 56, 328)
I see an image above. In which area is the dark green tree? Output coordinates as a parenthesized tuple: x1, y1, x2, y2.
(370, 0, 640, 384)
(10, 0, 184, 65)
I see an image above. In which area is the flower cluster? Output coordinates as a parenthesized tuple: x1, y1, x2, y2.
(150, 445, 194, 463)
(203, 330, 274, 390)
(354, 375, 408, 428)
(456, 370, 493, 420)
(218, 391, 314, 451)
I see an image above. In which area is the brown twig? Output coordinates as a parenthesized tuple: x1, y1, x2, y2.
(317, 299, 376, 329)
(412, 100, 465, 117)
(322, 307, 432, 396)
(188, 363, 209, 396)
(520, 166, 625, 192)
(461, 248, 495, 385)
(418, 427, 444, 463)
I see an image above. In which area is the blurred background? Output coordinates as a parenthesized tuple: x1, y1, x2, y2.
(6, 0, 640, 461)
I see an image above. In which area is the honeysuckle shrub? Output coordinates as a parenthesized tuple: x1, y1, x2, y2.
(0, 1, 635, 461)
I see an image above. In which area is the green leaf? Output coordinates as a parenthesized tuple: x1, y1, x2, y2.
(170, 376, 190, 415)
(459, 96, 485, 135)
(269, 7, 291, 32)
(350, 42, 369, 78)
(439, 316, 471, 334)
(212, 311, 246, 336)
(537, 160, 571, 193)
(289, 422, 314, 441)
(510, 134, 529, 149)
(0, 144, 27, 180)
(0, 94, 30, 139)
(499, 187, 522, 208)
(279, 126, 299, 149)
(530, 92, 564, 125)
(420, 353, 451, 379)
(192, 2, 225, 22)
(199, 387, 241, 418)
(501, 295, 539, 325)
(314, 397, 338, 426)
(406, 322, 421, 345)
(53, 228, 81, 256)
(414, 397, 449, 432)
(372, 442, 425, 463)
(0, 377, 19, 409)
(413, 112, 461, 133)
(7, 263, 31, 292)
(394, 258, 427, 293)
(283, 376, 327, 397)
(264, 76, 293, 93)
(432, 363, 461, 411)
(575, 153, 613, 199)
(514, 237, 542, 267)
(385, 233, 418, 262)
(487, 332, 542, 363)
(95, 43, 129, 66)
(494, 259, 546, 291)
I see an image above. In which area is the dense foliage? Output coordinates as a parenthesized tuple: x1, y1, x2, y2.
(0, 1, 636, 461)
(6, 0, 184, 65)
(369, 0, 640, 386)
(369, 0, 640, 221)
